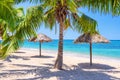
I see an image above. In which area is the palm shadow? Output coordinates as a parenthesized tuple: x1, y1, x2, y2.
(77, 63, 116, 70)
(14, 51, 26, 54)
(4, 55, 30, 62)
(31, 55, 54, 58)
(0, 63, 4, 68)
(0, 63, 120, 80)
(12, 64, 40, 68)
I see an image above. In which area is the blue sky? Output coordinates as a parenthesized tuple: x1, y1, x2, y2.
(16, 2, 120, 40)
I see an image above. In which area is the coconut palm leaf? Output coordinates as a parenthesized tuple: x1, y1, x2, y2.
(0, 6, 44, 57)
(76, 0, 120, 15)
(69, 13, 97, 34)
(44, 8, 56, 30)
(66, 0, 77, 13)
(0, 7, 25, 39)
(0, 0, 18, 28)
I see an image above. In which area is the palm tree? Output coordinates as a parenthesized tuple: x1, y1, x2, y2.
(1, 0, 120, 70)
(32, 0, 120, 70)
(18, 0, 120, 69)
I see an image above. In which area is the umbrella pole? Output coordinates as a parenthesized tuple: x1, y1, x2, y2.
(39, 42, 41, 56)
(90, 41, 92, 66)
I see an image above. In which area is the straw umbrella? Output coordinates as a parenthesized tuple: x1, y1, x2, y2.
(74, 33, 109, 66)
(29, 33, 52, 56)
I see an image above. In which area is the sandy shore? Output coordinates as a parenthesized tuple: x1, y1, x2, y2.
(0, 48, 120, 80)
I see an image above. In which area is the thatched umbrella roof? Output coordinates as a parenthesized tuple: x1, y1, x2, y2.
(29, 33, 52, 42)
(29, 33, 52, 56)
(74, 33, 109, 66)
(74, 33, 109, 43)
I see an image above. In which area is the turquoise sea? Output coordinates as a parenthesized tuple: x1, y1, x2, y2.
(1, 40, 120, 59)
(21, 40, 120, 59)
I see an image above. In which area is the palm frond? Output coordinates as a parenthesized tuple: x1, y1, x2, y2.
(14, 0, 53, 4)
(44, 8, 56, 30)
(0, 0, 17, 28)
(0, 5, 44, 58)
(66, 0, 77, 13)
(64, 18, 71, 30)
(71, 13, 98, 34)
(76, 0, 120, 15)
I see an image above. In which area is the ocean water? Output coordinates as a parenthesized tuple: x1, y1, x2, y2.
(22, 40, 120, 59)
(1, 40, 120, 59)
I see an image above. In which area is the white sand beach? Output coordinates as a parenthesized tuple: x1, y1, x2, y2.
(0, 48, 120, 80)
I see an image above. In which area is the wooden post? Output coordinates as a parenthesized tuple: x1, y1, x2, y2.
(39, 42, 41, 56)
(90, 40, 92, 66)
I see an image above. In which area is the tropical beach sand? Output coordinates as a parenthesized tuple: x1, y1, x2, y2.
(0, 48, 120, 80)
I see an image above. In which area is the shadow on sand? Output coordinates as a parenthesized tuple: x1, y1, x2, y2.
(0, 63, 120, 80)
(14, 51, 26, 54)
(77, 63, 116, 70)
(31, 55, 54, 58)
(2, 54, 53, 62)
(0, 63, 4, 68)
(4, 55, 30, 62)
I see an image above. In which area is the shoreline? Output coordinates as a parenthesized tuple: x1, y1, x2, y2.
(20, 47, 120, 61)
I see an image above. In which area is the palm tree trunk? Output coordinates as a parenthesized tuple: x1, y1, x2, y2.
(54, 21, 64, 70)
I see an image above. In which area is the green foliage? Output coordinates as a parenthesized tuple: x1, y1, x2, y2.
(0, 0, 16, 29)
(75, 14, 97, 34)
(44, 8, 56, 30)
(64, 18, 70, 30)
(67, 0, 77, 13)
(76, 0, 120, 16)
(0, 5, 43, 58)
